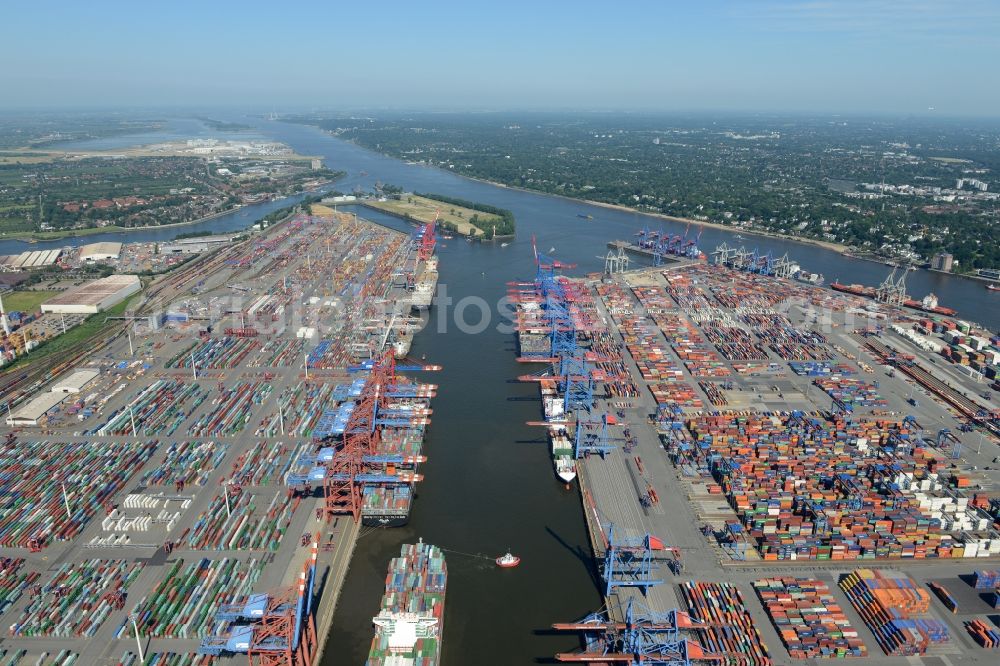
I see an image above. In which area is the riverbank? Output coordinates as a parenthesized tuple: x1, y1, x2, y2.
(0, 207, 237, 244)
(3, 144, 324, 163)
(0, 181, 336, 245)
(462, 173, 851, 254)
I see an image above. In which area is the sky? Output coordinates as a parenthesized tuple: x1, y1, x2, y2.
(3, 0, 999, 116)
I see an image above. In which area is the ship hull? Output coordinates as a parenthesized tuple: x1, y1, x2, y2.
(367, 540, 446, 666)
(362, 513, 410, 528)
(556, 468, 577, 483)
(831, 283, 957, 316)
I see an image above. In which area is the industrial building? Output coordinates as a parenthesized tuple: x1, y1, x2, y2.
(4, 367, 99, 424)
(50, 368, 99, 393)
(932, 252, 954, 272)
(41, 274, 141, 314)
(159, 234, 235, 255)
(79, 241, 123, 262)
(0, 249, 62, 271)
(5, 392, 68, 426)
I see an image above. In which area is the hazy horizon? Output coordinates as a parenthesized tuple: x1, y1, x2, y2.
(3, 0, 1000, 117)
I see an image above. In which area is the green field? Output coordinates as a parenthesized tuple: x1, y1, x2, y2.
(0, 290, 56, 313)
(4, 293, 138, 370)
(365, 194, 497, 237)
(1, 225, 129, 241)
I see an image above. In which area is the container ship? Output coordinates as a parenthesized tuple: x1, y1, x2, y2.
(793, 270, 824, 286)
(540, 380, 577, 482)
(367, 539, 446, 666)
(549, 424, 576, 483)
(830, 282, 958, 316)
(410, 256, 439, 311)
(392, 329, 414, 359)
(362, 419, 429, 527)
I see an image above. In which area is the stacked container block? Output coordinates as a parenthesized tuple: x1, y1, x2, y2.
(753, 577, 866, 658)
(839, 569, 949, 655)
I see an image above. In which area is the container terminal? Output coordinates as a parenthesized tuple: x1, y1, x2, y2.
(0, 207, 441, 664)
(513, 229, 999, 664)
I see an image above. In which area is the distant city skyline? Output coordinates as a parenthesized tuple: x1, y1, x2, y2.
(3, 0, 999, 116)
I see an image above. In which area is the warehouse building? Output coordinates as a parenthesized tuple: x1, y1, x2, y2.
(0, 249, 62, 271)
(79, 242, 123, 263)
(5, 392, 68, 426)
(41, 274, 141, 315)
(50, 368, 99, 393)
(159, 234, 236, 255)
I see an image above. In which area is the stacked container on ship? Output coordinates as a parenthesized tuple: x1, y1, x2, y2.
(549, 424, 576, 483)
(362, 419, 428, 527)
(368, 539, 447, 666)
(410, 256, 439, 311)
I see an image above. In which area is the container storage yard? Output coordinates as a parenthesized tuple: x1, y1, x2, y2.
(0, 208, 442, 664)
(512, 231, 999, 665)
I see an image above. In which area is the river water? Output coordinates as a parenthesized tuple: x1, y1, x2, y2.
(29, 117, 999, 664)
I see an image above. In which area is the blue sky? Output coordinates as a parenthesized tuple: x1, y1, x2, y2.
(3, 0, 999, 115)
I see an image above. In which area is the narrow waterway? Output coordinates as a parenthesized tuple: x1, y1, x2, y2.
(323, 207, 602, 664)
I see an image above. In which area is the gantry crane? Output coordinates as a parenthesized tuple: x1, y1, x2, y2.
(199, 536, 320, 666)
(684, 226, 704, 258)
(552, 598, 720, 665)
(286, 351, 438, 522)
(573, 412, 624, 459)
(415, 211, 438, 262)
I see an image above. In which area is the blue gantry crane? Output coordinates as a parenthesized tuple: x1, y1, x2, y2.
(573, 412, 623, 459)
(601, 523, 668, 597)
(552, 598, 719, 665)
(938, 428, 962, 458)
(199, 538, 319, 666)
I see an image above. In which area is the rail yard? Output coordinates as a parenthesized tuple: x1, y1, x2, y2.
(514, 234, 1000, 665)
(0, 208, 441, 664)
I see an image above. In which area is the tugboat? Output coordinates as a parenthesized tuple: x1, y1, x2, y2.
(496, 551, 520, 568)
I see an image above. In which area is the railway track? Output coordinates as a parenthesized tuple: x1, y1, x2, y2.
(0, 224, 273, 408)
(862, 336, 1000, 438)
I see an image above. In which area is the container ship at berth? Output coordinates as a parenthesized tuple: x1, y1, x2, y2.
(511, 241, 593, 485)
(541, 378, 577, 482)
(793, 269, 824, 286)
(830, 282, 958, 316)
(362, 422, 428, 527)
(296, 353, 436, 528)
(410, 256, 438, 311)
(549, 423, 577, 483)
(367, 539, 447, 666)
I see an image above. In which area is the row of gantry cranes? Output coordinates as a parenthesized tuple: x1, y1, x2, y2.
(194, 219, 444, 666)
(614, 222, 801, 281)
(710, 241, 798, 278)
(510, 240, 754, 665)
(635, 223, 705, 264)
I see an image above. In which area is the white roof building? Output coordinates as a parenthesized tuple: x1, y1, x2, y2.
(50, 369, 100, 393)
(79, 242, 123, 262)
(5, 392, 68, 426)
(41, 274, 141, 315)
